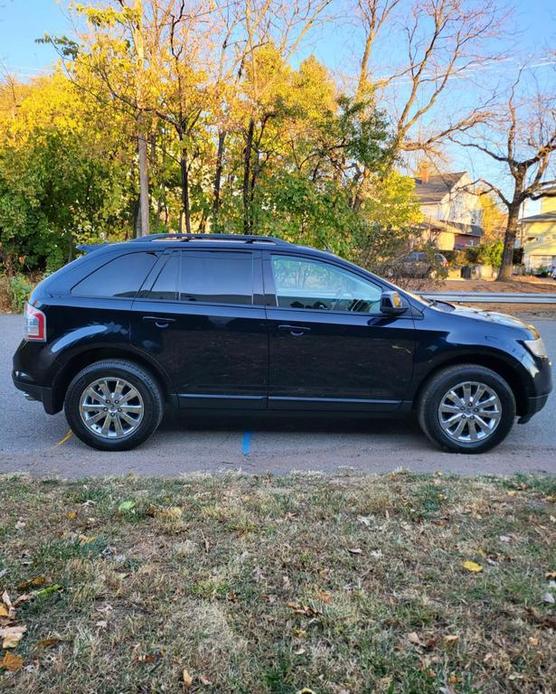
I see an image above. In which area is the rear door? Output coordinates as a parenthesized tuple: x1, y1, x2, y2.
(264, 253, 416, 411)
(131, 249, 268, 409)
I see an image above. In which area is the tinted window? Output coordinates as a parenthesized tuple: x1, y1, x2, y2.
(144, 254, 179, 300)
(179, 252, 253, 305)
(71, 252, 157, 298)
(271, 255, 382, 313)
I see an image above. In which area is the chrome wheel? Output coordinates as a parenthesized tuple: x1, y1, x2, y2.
(438, 381, 502, 443)
(79, 377, 144, 439)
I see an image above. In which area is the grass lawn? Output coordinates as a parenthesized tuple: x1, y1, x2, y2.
(0, 472, 554, 693)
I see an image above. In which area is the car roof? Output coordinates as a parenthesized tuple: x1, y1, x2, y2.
(79, 234, 339, 261)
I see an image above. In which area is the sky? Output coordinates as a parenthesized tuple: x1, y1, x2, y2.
(1, 0, 555, 208)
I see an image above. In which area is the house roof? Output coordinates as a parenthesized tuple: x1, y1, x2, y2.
(520, 212, 556, 223)
(413, 172, 467, 204)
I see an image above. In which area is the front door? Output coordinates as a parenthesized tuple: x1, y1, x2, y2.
(131, 249, 268, 409)
(265, 253, 416, 411)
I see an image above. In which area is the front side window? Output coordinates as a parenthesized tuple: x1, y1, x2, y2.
(179, 251, 253, 305)
(71, 252, 157, 298)
(271, 255, 382, 313)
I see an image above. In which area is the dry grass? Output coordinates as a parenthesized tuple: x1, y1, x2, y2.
(0, 472, 554, 693)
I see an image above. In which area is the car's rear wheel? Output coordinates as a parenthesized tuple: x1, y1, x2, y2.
(417, 364, 516, 453)
(65, 359, 163, 451)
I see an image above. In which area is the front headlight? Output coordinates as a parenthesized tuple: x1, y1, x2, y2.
(523, 337, 548, 359)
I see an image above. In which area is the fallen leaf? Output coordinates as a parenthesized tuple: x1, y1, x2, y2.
(0, 651, 23, 672)
(444, 634, 459, 645)
(35, 584, 62, 599)
(407, 631, 423, 646)
(296, 689, 316, 694)
(542, 592, 554, 604)
(1, 591, 15, 620)
(199, 674, 212, 686)
(528, 637, 539, 646)
(118, 500, 136, 513)
(36, 636, 63, 649)
(66, 510, 78, 520)
(546, 571, 556, 580)
(13, 593, 33, 607)
(182, 668, 193, 688)
(18, 576, 46, 591)
(462, 560, 483, 573)
(348, 547, 363, 555)
(287, 602, 319, 617)
(1, 625, 27, 648)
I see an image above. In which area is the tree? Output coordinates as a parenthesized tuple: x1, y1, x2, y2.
(354, 0, 506, 157)
(452, 72, 556, 281)
(0, 72, 133, 271)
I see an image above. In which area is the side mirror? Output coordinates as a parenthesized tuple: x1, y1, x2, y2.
(380, 290, 407, 316)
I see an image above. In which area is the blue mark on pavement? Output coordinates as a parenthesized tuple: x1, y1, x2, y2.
(242, 431, 251, 456)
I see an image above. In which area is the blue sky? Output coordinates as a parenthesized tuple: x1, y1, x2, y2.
(1, 0, 555, 205)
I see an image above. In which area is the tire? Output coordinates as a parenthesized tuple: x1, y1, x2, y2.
(64, 359, 164, 451)
(417, 364, 516, 454)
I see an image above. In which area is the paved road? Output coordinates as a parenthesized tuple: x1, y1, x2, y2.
(1, 314, 555, 479)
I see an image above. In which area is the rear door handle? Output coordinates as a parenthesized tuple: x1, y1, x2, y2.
(142, 316, 175, 329)
(278, 324, 311, 337)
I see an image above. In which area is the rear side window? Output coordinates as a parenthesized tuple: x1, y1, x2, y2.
(71, 252, 157, 298)
(145, 254, 179, 300)
(180, 251, 253, 305)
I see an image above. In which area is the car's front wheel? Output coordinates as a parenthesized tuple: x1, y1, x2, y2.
(417, 364, 516, 453)
(65, 359, 163, 451)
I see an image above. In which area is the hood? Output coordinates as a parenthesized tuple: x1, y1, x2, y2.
(431, 303, 539, 339)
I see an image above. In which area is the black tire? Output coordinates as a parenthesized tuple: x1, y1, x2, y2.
(64, 359, 163, 451)
(417, 364, 516, 454)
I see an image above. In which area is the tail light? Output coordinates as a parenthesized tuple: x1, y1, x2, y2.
(24, 302, 47, 342)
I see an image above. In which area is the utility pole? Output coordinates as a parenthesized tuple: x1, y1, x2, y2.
(134, 0, 150, 236)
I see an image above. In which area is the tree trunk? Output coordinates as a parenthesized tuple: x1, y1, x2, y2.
(212, 130, 226, 232)
(497, 203, 520, 281)
(137, 128, 150, 237)
(179, 131, 191, 234)
(243, 119, 255, 235)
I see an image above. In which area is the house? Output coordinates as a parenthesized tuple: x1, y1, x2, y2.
(519, 182, 556, 272)
(413, 170, 483, 251)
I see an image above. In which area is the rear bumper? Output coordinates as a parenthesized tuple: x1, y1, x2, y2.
(12, 371, 57, 414)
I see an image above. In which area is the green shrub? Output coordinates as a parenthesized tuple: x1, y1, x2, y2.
(8, 274, 33, 312)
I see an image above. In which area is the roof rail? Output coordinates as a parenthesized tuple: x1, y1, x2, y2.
(130, 233, 290, 245)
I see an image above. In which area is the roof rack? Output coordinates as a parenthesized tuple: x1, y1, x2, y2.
(130, 233, 291, 245)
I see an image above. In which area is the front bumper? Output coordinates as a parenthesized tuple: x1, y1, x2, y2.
(518, 392, 551, 424)
(12, 371, 57, 414)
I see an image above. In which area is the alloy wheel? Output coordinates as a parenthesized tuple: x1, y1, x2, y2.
(437, 381, 502, 443)
(79, 377, 144, 439)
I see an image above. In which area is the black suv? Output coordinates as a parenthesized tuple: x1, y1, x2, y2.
(13, 234, 552, 453)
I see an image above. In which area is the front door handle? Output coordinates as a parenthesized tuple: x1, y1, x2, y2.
(142, 316, 175, 329)
(278, 324, 311, 337)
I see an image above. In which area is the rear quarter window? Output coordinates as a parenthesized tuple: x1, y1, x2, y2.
(71, 252, 157, 298)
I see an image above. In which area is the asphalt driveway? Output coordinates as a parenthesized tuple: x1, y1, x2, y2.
(1, 313, 555, 478)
